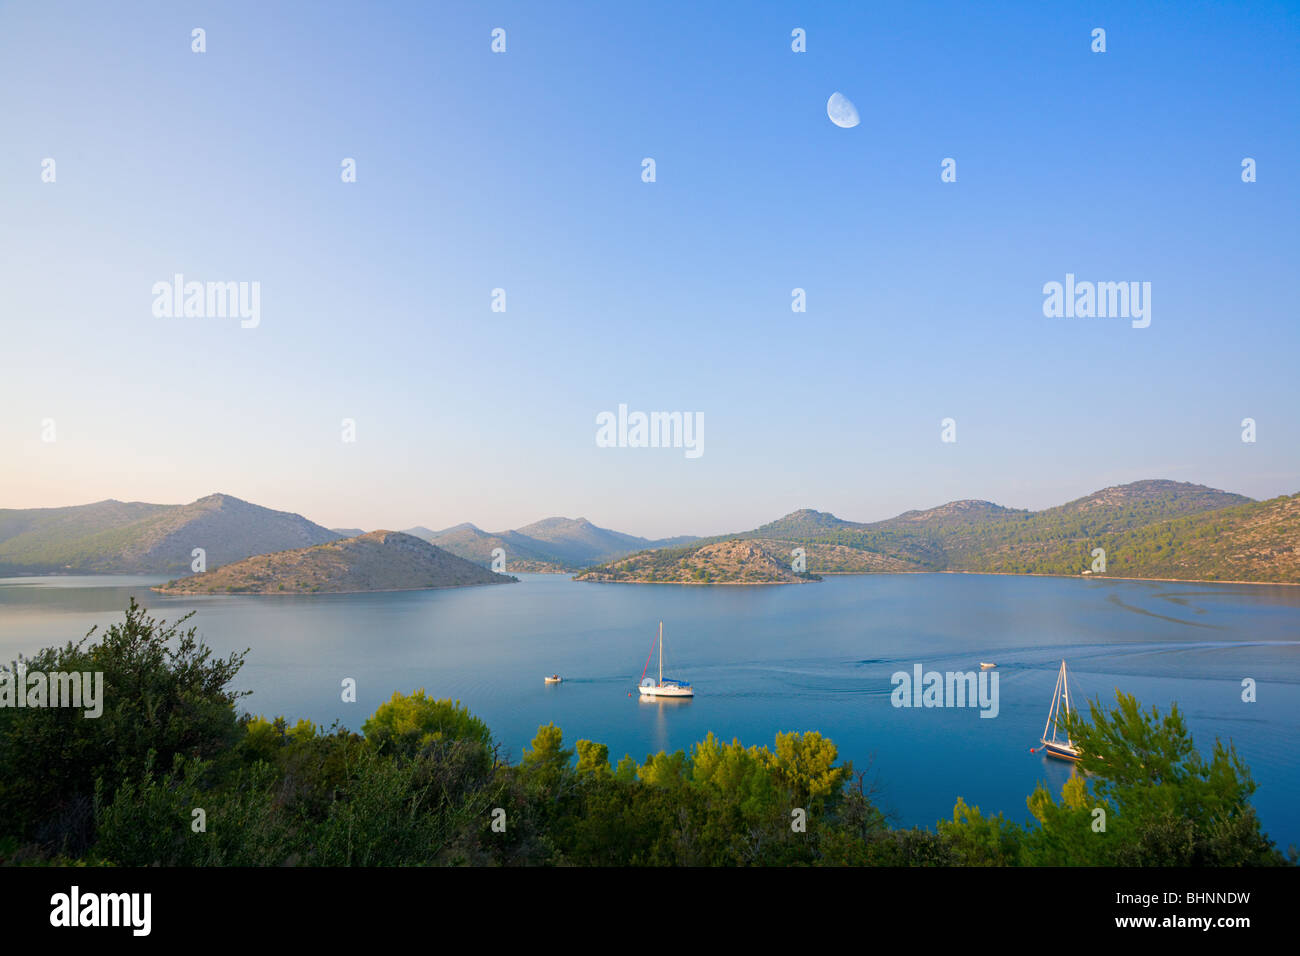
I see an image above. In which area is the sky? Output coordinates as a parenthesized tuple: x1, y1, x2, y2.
(2, 0, 1298, 537)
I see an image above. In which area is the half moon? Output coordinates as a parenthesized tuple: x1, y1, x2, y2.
(826, 92, 860, 129)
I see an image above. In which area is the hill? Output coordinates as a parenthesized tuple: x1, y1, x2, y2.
(10, 480, 1285, 585)
(408, 517, 699, 572)
(914, 480, 1254, 572)
(576, 480, 1281, 585)
(0, 494, 341, 574)
(576, 539, 824, 585)
(153, 531, 516, 594)
(403, 524, 561, 571)
(981, 492, 1300, 582)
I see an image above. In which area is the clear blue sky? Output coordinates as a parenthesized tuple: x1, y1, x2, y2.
(2, 0, 1297, 536)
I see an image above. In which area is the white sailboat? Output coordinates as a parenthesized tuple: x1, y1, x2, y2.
(638, 621, 693, 698)
(1036, 659, 1080, 761)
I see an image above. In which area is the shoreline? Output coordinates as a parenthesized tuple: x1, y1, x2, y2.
(577, 569, 1299, 589)
(150, 578, 517, 596)
(10, 568, 1295, 591)
(931, 569, 1300, 588)
(571, 577, 819, 587)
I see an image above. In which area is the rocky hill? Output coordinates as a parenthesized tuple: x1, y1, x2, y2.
(576, 539, 824, 585)
(153, 531, 516, 594)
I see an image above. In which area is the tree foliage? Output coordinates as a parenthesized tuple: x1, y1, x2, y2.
(0, 598, 247, 849)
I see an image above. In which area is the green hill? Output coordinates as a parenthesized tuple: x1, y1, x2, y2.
(0, 494, 341, 574)
(577, 480, 1290, 585)
(988, 492, 1299, 582)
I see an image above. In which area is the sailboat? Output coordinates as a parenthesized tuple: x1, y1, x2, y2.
(637, 621, 693, 698)
(1035, 659, 1080, 761)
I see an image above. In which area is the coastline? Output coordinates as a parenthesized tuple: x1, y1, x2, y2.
(932, 569, 1300, 588)
(11, 568, 1295, 591)
(570, 577, 817, 586)
(150, 578, 517, 596)
(576, 569, 1300, 588)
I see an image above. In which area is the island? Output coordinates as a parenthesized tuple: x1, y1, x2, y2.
(153, 530, 517, 594)
(575, 539, 824, 585)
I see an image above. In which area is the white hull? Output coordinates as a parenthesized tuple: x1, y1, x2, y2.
(638, 683, 693, 698)
(1042, 738, 1081, 761)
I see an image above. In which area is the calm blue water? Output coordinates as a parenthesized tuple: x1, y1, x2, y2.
(2, 572, 1298, 851)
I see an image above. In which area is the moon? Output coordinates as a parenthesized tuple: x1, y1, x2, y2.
(826, 92, 860, 129)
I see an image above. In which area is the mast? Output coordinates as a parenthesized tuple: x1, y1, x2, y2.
(1061, 660, 1072, 743)
(1042, 662, 1063, 743)
(658, 621, 663, 684)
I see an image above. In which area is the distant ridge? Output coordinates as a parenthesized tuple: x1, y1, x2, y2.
(576, 480, 1286, 585)
(7, 480, 1290, 585)
(407, 517, 699, 572)
(886, 500, 1026, 525)
(154, 530, 516, 594)
(0, 494, 341, 575)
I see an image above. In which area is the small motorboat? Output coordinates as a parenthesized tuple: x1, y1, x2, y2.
(544, 674, 562, 684)
(979, 662, 997, 669)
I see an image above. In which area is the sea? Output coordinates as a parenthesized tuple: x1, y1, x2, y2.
(2, 571, 1297, 851)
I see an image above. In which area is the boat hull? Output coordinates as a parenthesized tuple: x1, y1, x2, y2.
(1042, 739, 1081, 762)
(638, 684, 693, 698)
